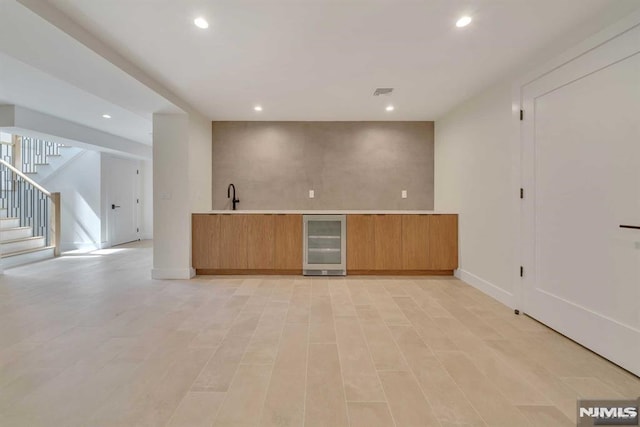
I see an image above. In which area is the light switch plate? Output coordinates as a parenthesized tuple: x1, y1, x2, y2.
(401, 190, 407, 199)
(309, 190, 315, 198)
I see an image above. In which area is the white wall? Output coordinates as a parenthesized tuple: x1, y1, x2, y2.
(141, 159, 153, 240)
(41, 149, 152, 251)
(152, 113, 192, 279)
(435, 82, 517, 307)
(434, 8, 640, 309)
(46, 150, 104, 251)
(151, 112, 211, 279)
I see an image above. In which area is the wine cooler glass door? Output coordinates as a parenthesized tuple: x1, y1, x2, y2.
(303, 215, 346, 275)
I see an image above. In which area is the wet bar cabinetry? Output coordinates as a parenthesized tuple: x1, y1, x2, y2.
(192, 212, 457, 275)
(346, 214, 458, 274)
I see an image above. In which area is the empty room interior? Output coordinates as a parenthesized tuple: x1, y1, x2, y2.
(1, 0, 639, 426)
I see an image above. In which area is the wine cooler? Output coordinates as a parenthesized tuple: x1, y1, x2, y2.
(303, 214, 346, 276)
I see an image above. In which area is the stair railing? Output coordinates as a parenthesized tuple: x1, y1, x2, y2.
(20, 136, 64, 174)
(0, 158, 60, 256)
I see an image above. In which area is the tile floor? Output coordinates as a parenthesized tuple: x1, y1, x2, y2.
(0, 241, 638, 426)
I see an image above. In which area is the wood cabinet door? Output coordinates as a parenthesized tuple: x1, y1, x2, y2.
(218, 214, 248, 269)
(427, 215, 458, 270)
(402, 215, 430, 270)
(247, 215, 275, 269)
(347, 215, 375, 270)
(273, 214, 302, 270)
(192, 214, 220, 269)
(374, 215, 403, 270)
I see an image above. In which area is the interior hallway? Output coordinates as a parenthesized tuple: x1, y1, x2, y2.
(0, 241, 638, 426)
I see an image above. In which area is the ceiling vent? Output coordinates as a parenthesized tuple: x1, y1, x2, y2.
(373, 88, 394, 96)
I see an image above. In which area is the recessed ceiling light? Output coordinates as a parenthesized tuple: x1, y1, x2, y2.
(456, 16, 472, 28)
(254, 105, 263, 112)
(385, 105, 395, 112)
(194, 17, 209, 29)
(102, 114, 111, 119)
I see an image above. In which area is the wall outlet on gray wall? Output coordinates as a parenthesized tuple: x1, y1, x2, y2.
(309, 190, 315, 199)
(402, 190, 407, 199)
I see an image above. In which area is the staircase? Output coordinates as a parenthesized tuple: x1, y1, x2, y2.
(1, 135, 61, 268)
(1, 208, 54, 268)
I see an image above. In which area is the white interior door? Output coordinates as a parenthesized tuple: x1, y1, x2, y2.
(107, 156, 140, 246)
(521, 25, 640, 376)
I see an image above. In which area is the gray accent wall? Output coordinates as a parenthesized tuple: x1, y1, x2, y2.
(212, 121, 434, 210)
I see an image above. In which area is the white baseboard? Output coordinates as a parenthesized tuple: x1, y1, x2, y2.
(455, 268, 515, 309)
(151, 267, 195, 280)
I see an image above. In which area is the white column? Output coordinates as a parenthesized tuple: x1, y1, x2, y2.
(151, 113, 193, 279)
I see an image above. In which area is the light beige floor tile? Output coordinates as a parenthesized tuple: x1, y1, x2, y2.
(393, 296, 459, 351)
(334, 317, 386, 402)
(305, 343, 349, 427)
(347, 402, 395, 427)
(213, 363, 272, 427)
(368, 291, 411, 326)
(91, 345, 211, 426)
(167, 391, 226, 427)
(190, 328, 228, 349)
(359, 317, 408, 371)
(379, 370, 440, 426)
(329, 281, 358, 318)
(286, 284, 311, 323)
(431, 322, 550, 406)
(346, 280, 373, 306)
(436, 351, 531, 427)
(355, 306, 381, 320)
(444, 305, 504, 340)
(309, 295, 336, 343)
(260, 323, 308, 427)
(484, 339, 580, 403)
(403, 282, 453, 318)
(2, 243, 638, 427)
(242, 310, 287, 365)
(389, 325, 486, 426)
(192, 310, 262, 391)
(561, 376, 624, 398)
(517, 405, 573, 427)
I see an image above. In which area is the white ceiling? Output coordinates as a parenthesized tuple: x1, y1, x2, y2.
(44, 0, 640, 121)
(0, 0, 181, 145)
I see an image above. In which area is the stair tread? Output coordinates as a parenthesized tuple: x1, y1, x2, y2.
(0, 236, 45, 244)
(0, 217, 19, 221)
(1, 245, 54, 258)
(1, 226, 31, 231)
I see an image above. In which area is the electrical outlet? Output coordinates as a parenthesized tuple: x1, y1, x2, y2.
(309, 190, 315, 199)
(401, 190, 407, 199)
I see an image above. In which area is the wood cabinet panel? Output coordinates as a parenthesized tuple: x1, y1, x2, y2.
(402, 215, 430, 270)
(427, 215, 458, 270)
(274, 214, 302, 270)
(192, 214, 220, 269)
(347, 215, 375, 270)
(218, 214, 248, 269)
(247, 215, 275, 269)
(374, 215, 403, 270)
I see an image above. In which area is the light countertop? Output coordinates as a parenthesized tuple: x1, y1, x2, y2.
(195, 210, 457, 215)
